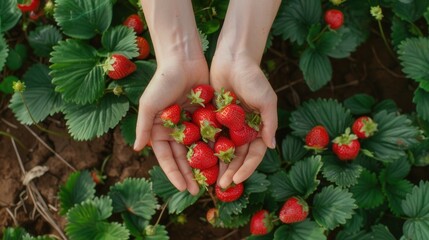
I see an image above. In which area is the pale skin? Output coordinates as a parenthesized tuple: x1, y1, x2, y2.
(134, 0, 281, 195)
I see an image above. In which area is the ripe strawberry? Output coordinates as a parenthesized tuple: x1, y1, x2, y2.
(123, 14, 144, 35)
(324, 9, 344, 30)
(250, 210, 274, 236)
(215, 104, 246, 130)
(352, 116, 378, 139)
(214, 88, 239, 109)
(229, 124, 258, 147)
(194, 164, 219, 186)
(192, 106, 222, 142)
(136, 36, 150, 60)
(104, 54, 136, 80)
(215, 183, 244, 202)
(18, 0, 40, 12)
(187, 141, 218, 169)
(332, 128, 361, 160)
(160, 104, 181, 128)
(305, 125, 330, 151)
(206, 208, 218, 225)
(214, 136, 235, 163)
(171, 122, 201, 145)
(188, 84, 215, 107)
(279, 196, 309, 224)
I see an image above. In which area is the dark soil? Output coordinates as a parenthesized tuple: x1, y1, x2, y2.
(0, 34, 426, 240)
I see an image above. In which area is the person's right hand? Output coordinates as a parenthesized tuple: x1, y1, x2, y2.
(134, 57, 209, 196)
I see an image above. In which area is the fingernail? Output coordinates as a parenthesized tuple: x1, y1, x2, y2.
(271, 137, 276, 149)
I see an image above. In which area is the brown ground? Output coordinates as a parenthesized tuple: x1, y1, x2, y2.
(0, 34, 425, 240)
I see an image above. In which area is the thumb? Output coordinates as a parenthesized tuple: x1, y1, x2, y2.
(134, 100, 156, 151)
(260, 99, 278, 149)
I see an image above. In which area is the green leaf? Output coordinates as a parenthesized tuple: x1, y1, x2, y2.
(59, 170, 96, 215)
(215, 207, 252, 229)
(0, 34, 8, 72)
(257, 149, 282, 173)
(168, 188, 205, 214)
(198, 19, 220, 35)
(272, 0, 322, 45)
(368, 224, 396, 240)
(384, 179, 413, 216)
(149, 166, 177, 201)
(322, 155, 363, 187)
(121, 212, 148, 238)
(313, 185, 357, 230)
(402, 181, 429, 240)
(144, 225, 169, 240)
(0, 75, 17, 94)
(50, 39, 104, 105)
(350, 170, 384, 209)
(218, 196, 249, 217)
(398, 38, 429, 83)
(2, 227, 27, 240)
(410, 138, 429, 166)
(66, 196, 112, 224)
(414, 88, 429, 121)
(341, 210, 365, 234)
(299, 48, 332, 91)
(269, 170, 300, 202)
(362, 110, 419, 160)
(335, 230, 368, 240)
(382, 157, 411, 182)
(28, 25, 63, 58)
(109, 178, 157, 220)
(0, 0, 21, 33)
(63, 94, 129, 140)
(281, 135, 307, 163)
(101, 26, 138, 59)
(317, 28, 359, 59)
(393, 0, 429, 22)
(391, 16, 414, 50)
(290, 98, 353, 138)
(9, 64, 64, 125)
(54, 0, 112, 39)
(6, 44, 27, 71)
(108, 61, 155, 105)
(343, 94, 376, 115)
(244, 171, 271, 194)
(373, 99, 399, 114)
(289, 156, 322, 198)
(273, 219, 326, 240)
(120, 113, 137, 146)
(67, 221, 129, 240)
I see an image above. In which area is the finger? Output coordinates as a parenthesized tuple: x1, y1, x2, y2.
(134, 97, 156, 151)
(233, 138, 267, 184)
(152, 140, 187, 192)
(217, 161, 229, 183)
(218, 144, 249, 188)
(260, 94, 278, 149)
(170, 142, 200, 196)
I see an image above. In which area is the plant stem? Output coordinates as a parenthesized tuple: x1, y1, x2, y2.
(0, 131, 25, 149)
(377, 20, 396, 59)
(154, 198, 171, 227)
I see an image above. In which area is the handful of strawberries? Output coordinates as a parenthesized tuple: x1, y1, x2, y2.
(160, 84, 261, 201)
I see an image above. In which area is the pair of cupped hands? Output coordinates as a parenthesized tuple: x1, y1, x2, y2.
(133, 51, 278, 196)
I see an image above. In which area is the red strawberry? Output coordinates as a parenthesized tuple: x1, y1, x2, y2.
(215, 88, 239, 109)
(324, 9, 344, 30)
(192, 106, 222, 142)
(352, 116, 378, 139)
(279, 196, 309, 224)
(206, 208, 218, 225)
(136, 36, 150, 60)
(181, 110, 192, 122)
(332, 128, 360, 160)
(105, 54, 136, 80)
(194, 164, 219, 186)
(229, 124, 258, 147)
(18, 0, 40, 12)
(250, 210, 273, 236)
(187, 84, 215, 107)
(187, 141, 218, 169)
(216, 104, 246, 130)
(90, 170, 105, 185)
(160, 104, 181, 128)
(214, 136, 235, 163)
(123, 14, 144, 35)
(215, 183, 244, 202)
(171, 122, 201, 145)
(305, 125, 330, 151)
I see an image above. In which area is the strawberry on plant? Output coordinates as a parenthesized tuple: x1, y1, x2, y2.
(206, 208, 218, 225)
(160, 104, 181, 128)
(136, 36, 150, 60)
(171, 122, 201, 145)
(229, 124, 258, 147)
(215, 183, 244, 202)
(279, 196, 309, 224)
(332, 128, 361, 160)
(214, 136, 236, 163)
(192, 106, 222, 142)
(215, 104, 246, 130)
(104, 54, 136, 80)
(324, 9, 344, 30)
(194, 164, 219, 186)
(187, 141, 218, 170)
(187, 84, 214, 107)
(90, 170, 105, 185)
(18, 0, 40, 12)
(123, 14, 144, 35)
(250, 210, 274, 236)
(305, 125, 330, 151)
(352, 116, 378, 139)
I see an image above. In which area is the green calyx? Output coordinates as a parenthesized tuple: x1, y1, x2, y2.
(361, 118, 378, 137)
(295, 196, 309, 213)
(246, 112, 262, 131)
(214, 148, 235, 164)
(171, 125, 186, 143)
(144, 225, 156, 236)
(187, 89, 205, 107)
(200, 120, 222, 142)
(333, 128, 358, 145)
(214, 88, 237, 110)
(193, 168, 208, 187)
